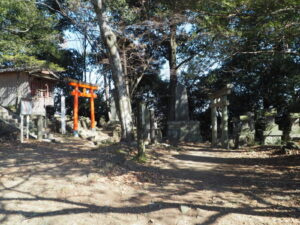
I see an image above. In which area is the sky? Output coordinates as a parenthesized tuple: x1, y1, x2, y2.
(63, 29, 172, 86)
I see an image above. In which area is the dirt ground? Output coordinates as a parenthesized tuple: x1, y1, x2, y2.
(0, 137, 299, 225)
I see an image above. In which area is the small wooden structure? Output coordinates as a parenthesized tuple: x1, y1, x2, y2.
(0, 67, 59, 109)
(209, 84, 233, 148)
(69, 81, 98, 136)
(0, 67, 60, 142)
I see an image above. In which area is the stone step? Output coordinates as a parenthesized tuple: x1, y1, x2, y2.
(0, 118, 38, 140)
(0, 106, 38, 140)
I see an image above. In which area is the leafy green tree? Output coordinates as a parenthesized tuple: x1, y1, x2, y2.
(180, 0, 300, 140)
(0, 0, 63, 70)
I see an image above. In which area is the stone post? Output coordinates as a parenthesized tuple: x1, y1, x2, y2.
(61, 95, 66, 134)
(221, 96, 229, 149)
(20, 115, 24, 143)
(144, 107, 151, 142)
(211, 99, 217, 147)
(150, 109, 156, 144)
(26, 115, 29, 140)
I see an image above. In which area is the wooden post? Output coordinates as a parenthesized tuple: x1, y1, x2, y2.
(90, 89, 95, 130)
(20, 115, 24, 143)
(73, 84, 79, 137)
(26, 115, 29, 140)
(211, 99, 217, 147)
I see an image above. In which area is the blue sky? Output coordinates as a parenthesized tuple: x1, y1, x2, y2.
(63, 30, 171, 84)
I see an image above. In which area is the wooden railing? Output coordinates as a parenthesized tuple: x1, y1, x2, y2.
(34, 89, 54, 106)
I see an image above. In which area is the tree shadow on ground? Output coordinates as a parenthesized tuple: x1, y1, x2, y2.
(173, 153, 300, 167)
(0, 139, 299, 224)
(0, 189, 299, 219)
(180, 144, 246, 153)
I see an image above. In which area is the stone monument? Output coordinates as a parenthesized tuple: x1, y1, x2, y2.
(139, 103, 162, 144)
(167, 83, 202, 143)
(238, 112, 255, 146)
(140, 102, 151, 143)
(175, 84, 189, 121)
(289, 113, 300, 140)
(263, 110, 283, 145)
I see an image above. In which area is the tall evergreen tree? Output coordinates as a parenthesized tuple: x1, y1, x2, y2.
(0, 0, 63, 69)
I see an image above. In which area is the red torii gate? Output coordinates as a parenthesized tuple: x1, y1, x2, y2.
(69, 81, 98, 136)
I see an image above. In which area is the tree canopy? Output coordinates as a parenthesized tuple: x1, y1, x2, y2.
(1, 0, 299, 139)
(0, 0, 63, 70)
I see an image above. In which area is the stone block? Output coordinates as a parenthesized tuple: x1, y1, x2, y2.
(264, 136, 282, 145)
(239, 133, 255, 146)
(167, 121, 202, 143)
(262, 115, 283, 145)
(175, 84, 189, 121)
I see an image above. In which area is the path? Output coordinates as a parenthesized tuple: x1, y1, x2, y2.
(0, 138, 299, 225)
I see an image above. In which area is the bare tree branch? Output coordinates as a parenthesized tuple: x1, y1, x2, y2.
(3, 28, 30, 34)
(233, 50, 300, 56)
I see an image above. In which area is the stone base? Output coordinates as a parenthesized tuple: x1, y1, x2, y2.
(290, 134, 300, 140)
(239, 132, 255, 146)
(290, 131, 300, 140)
(263, 130, 283, 136)
(263, 128, 283, 145)
(167, 121, 202, 143)
(263, 136, 282, 145)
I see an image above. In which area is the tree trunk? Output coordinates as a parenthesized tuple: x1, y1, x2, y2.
(91, 0, 133, 141)
(122, 46, 130, 98)
(168, 23, 177, 121)
(103, 72, 110, 119)
(83, 28, 87, 82)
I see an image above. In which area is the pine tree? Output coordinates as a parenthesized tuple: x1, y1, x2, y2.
(0, 0, 63, 70)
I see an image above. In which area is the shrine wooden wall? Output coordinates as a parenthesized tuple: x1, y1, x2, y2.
(0, 72, 30, 107)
